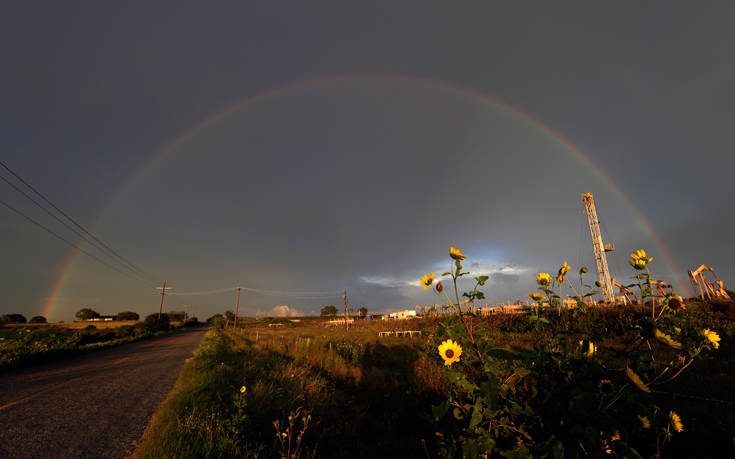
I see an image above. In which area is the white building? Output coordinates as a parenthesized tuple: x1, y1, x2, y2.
(385, 309, 417, 320)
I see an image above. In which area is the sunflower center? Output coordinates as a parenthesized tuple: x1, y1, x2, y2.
(445, 349, 454, 358)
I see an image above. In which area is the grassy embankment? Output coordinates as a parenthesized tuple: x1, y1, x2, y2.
(134, 301, 735, 458)
(0, 319, 193, 371)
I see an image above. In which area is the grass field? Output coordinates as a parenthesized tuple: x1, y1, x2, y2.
(134, 300, 735, 458)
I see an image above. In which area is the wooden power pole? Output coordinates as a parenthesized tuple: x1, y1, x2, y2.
(156, 281, 170, 319)
(234, 286, 241, 328)
(343, 289, 349, 330)
(582, 193, 615, 303)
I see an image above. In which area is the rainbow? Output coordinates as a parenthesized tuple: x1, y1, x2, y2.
(41, 74, 689, 318)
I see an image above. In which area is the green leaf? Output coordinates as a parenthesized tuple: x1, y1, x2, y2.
(441, 271, 451, 277)
(431, 399, 449, 421)
(469, 403, 484, 428)
(475, 275, 489, 286)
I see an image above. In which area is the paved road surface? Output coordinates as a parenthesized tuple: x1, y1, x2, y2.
(0, 327, 208, 458)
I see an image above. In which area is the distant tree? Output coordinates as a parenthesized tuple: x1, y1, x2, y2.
(117, 311, 139, 321)
(1, 313, 27, 324)
(358, 307, 368, 318)
(320, 305, 338, 316)
(144, 313, 170, 331)
(29, 315, 47, 324)
(75, 308, 100, 321)
(168, 310, 187, 321)
(224, 310, 235, 322)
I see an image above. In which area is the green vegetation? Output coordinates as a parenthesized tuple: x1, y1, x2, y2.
(117, 311, 140, 321)
(28, 315, 47, 324)
(144, 313, 171, 331)
(1, 313, 27, 324)
(136, 301, 734, 458)
(320, 305, 338, 316)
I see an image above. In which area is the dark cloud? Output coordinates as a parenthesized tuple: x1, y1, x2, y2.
(2, 2, 733, 320)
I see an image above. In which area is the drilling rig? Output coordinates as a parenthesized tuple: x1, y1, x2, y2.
(582, 193, 616, 303)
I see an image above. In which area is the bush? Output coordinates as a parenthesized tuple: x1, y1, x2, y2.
(1, 314, 27, 324)
(207, 314, 226, 328)
(29, 316, 47, 324)
(117, 311, 140, 321)
(144, 313, 170, 331)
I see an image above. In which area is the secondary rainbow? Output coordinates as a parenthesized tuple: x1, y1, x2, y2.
(41, 73, 688, 318)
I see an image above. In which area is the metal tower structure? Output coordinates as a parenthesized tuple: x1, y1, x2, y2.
(582, 193, 615, 303)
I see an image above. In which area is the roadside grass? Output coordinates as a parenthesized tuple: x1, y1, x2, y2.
(134, 327, 449, 458)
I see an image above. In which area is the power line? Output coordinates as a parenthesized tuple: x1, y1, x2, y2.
(0, 159, 155, 281)
(0, 198, 156, 285)
(0, 174, 153, 283)
(167, 286, 343, 298)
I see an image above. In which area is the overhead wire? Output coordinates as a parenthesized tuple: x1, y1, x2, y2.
(0, 159, 156, 281)
(0, 198, 155, 285)
(0, 174, 155, 284)
(167, 286, 344, 298)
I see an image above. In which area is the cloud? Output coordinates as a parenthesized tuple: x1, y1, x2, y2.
(259, 305, 303, 317)
(491, 272, 520, 285)
(360, 275, 416, 288)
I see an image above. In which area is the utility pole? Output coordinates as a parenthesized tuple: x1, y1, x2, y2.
(343, 289, 349, 330)
(234, 286, 241, 328)
(582, 193, 615, 303)
(156, 281, 171, 319)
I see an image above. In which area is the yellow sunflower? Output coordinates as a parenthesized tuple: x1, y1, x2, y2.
(420, 273, 435, 290)
(528, 292, 544, 301)
(240, 385, 247, 393)
(702, 329, 720, 349)
(449, 247, 466, 261)
(437, 339, 462, 366)
(669, 411, 684, 432)
(629, 249, 653, 270)
(536, 272, 552, 287)
(654, 329, 682, 349)
(637, 414, 651, 429)
(559, 261, 571, 276)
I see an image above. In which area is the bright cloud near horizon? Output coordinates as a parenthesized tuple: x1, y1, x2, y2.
(2, 2, 734, 321)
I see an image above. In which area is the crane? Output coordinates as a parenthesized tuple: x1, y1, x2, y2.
(582, 193, 616, 303)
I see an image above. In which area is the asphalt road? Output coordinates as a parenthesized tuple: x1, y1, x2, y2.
(0, 327, 208, 458)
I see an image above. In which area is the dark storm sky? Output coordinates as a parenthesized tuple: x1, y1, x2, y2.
(2, 2, 734, 320)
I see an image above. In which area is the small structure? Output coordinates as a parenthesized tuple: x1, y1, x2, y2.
(378, 330, 422, 338)
(384, 309, 417, 320)
(88, 316, 115, 322)
(324, 318, 354, 327)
